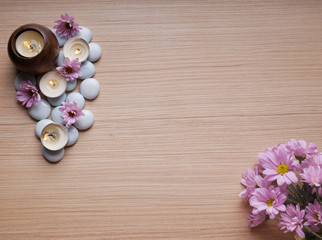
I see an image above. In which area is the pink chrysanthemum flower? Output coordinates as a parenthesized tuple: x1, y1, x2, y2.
(259, 145, 300, 186)
(16, 80, 40, 108)
(279, 204, 305, 238)
(304, 200, 322, 232)
(239, 166, 269, 200)
(286, 139, 318, 161)
(249, 187, 286, 219)
(57, 58, 81, 81)
(300, 166, 321, 188)
(59, 99, 84, 128)
(302, 154, 322, 169)
(53, 13, 80, 39)
(248, 211, 266, 227)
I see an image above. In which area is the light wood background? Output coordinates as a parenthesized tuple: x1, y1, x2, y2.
(0, 1, 321, 239)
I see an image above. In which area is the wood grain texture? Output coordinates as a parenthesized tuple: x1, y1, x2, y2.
(1, 0, 322, 239)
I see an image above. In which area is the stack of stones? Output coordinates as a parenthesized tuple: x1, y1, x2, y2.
(14, 26, 101, 163)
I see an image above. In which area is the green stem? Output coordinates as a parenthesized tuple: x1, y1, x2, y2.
(303, 224, 322, 239)
(316, 187, 322, 204)
(288, 185, 303, 206)
(287, 197, 299, 205)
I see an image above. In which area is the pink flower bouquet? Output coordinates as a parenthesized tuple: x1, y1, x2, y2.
(240, 139, 321, 240)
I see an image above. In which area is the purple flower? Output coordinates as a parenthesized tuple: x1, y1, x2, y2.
(16, 80, 40, 108)
(286, 139, 318, 161)
(259, 145, 300, 186)
(302, 154, 322, 169)
(59, 99, 84, 128)
(278, 204, 305, 238)
(248, 211, 266, 227)
(249, 186, 286, 219)
(53, 13, 80, 39)
(300, 166, 321, 188)
(239, 166, 269, 200)
(57, 58, 81, 81)
(304, 200, 322, 232)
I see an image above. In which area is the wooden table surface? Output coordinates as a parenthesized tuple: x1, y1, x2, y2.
(1, 1, 322, 239)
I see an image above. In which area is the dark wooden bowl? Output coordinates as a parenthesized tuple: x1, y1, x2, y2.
(8, 24, 59, 75)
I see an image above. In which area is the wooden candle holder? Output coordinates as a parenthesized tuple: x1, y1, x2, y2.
(8, 24, 59, 75)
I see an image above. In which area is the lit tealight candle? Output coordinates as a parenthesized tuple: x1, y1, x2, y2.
(15, 30, 44, 57)
(8, 24, 59, 74)
(39, 71, 67, 98)
(41, 123, 68, 151)
(63, 37, 89, 63)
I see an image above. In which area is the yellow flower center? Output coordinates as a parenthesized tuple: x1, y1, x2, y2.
(266, 199, 274, 207)
(314, 214, 319, 221)
(277, 164, 289, 174)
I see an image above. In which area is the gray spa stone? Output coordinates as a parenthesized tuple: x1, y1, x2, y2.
(88, 42, 101, 62)
(48, 93, 66, 107)
(42, 146, 65, 163)
(15, 72, 36, 90)
(66, 125, 79, 146)
(66, 92, 85, 108)
(28, 99, 51, 120)
(74, 26, 92, 43)
(74, 110, 94, 130)
(80, 78, 99, 100)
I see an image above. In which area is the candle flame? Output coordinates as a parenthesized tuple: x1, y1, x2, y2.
(43, 133, 50, 141)
(43, 132, 56, 141)
(75, 48, 81, 55)
(24, 41, 34, 51)
(49, 80, 56, 87)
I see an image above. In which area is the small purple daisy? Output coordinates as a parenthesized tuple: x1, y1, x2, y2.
(249, 186, 286, 219)
(57, 57, 82, 81)
(279, 204, 305, 238)
(16, 80, 40, 108)
(53, 13, 81, 39)
(59, 99, 84, 128)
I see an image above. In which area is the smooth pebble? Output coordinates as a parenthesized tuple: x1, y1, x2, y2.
(66, 80, 77, 92)
(74, 26, 92, 42)
(80, 78, 100, 100)
(42, 146, 65, 163)
(52, 28, 67, 47)
(74, 110, 94, 130)
(15, 72, 36, 90)
(48, 93, 66, 107)
(79, 61, 95, 80)
(51, 106, 65, 125)
(66, 92, 85, 108)
(88, 43, 101, 62)
(56, 51, 65, 67)
(66, 125, 79, 146)
(35, 119, 53, 139)
(28, 99, 51, 120)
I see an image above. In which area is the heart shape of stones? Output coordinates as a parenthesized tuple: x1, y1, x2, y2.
(14, 24, 102, 163)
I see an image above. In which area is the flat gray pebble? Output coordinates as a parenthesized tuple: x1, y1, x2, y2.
(28, 99, 51, 120)
(66, 125, 79, 146)
(56, 50, 65, 67)
(66, 80, 77, 92)
(88, 43, 101, 62)
(51, 106, 65, 125)
(74, 110, 94, 130)
(66, 92, 85, 108)
(74, 26, 92, 43)
(79, 61, 95, 80)
(15, 72, 36, 90)
(48, 93, 66, 107)
(42, 146, 65, 163)
(80, 78, 100, 100)
(35, 119, 53, 139)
